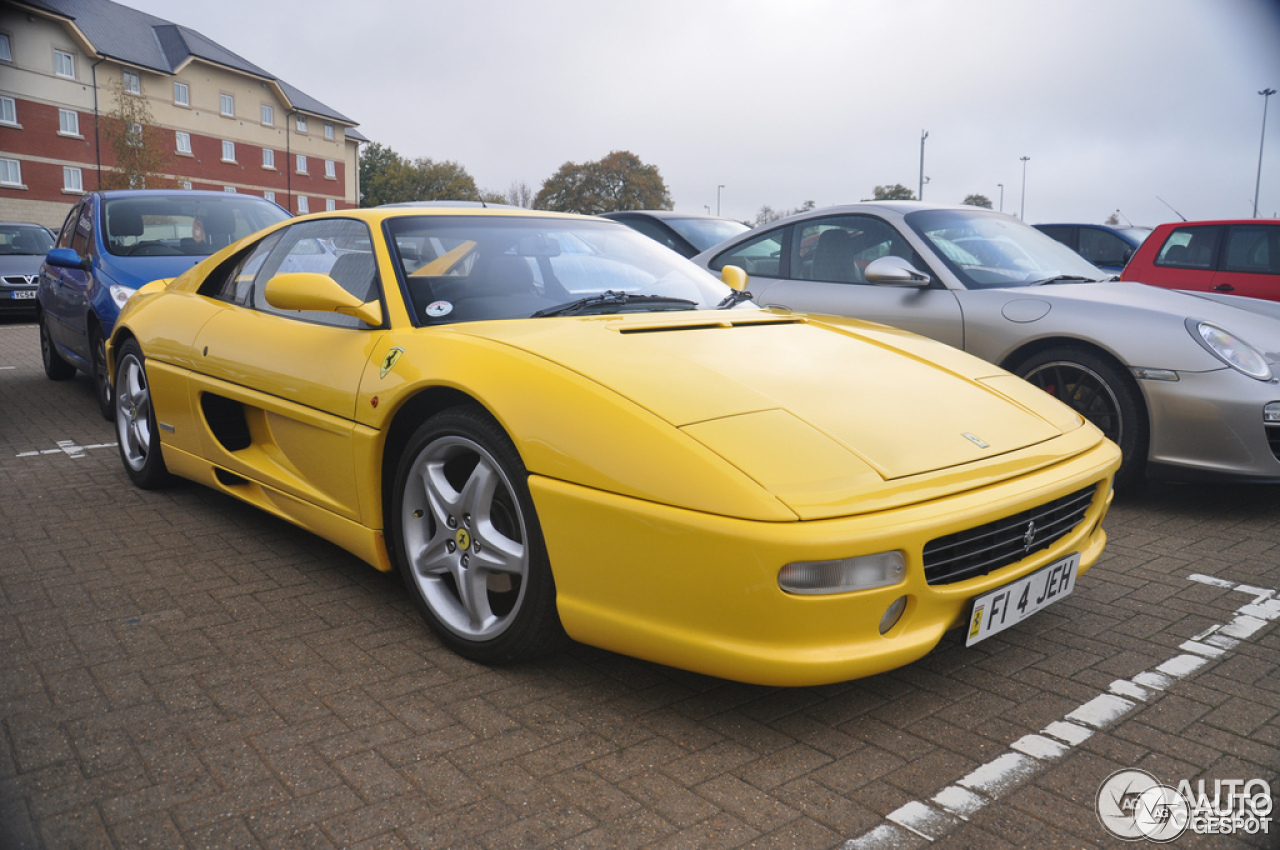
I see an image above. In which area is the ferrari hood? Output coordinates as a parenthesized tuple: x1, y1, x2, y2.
(461, 313, 1073, 506)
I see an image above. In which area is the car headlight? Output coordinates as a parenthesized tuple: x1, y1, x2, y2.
(109, 284, 137, 311)
(1189, 320, 1272, 381)
(778, 551, 905, 595)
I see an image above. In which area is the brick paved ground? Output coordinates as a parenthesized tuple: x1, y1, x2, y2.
(1, 317, 1277, 849)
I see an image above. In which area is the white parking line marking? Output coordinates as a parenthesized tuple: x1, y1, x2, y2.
(843, 575, 1279, 849)
(1, 365, 15, 370)
(15, 439, 117, 459)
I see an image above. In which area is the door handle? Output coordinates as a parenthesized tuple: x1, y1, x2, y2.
(1212, 283, 1235, 292)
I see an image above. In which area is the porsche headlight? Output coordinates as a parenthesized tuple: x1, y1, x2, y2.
(1189, 320, 1271, 381)
(779, 551, 905, 595)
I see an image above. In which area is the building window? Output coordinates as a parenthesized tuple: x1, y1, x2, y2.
(179, 178, 192, 190)
(296, 154, 307, 174)
(262, 148, 275, 169)
(264, 190, 275, 202)
(58, 108, 80, 136)
(224, 185, 237, 193)
(326, 199, 335, 212)
(295, 115, 307, 133)
(123, 70, 140, 95)
(324, 159, 336, 179)
(297, 196, 309, 214)
(0, 34, 11, 63)
(0, 96, 15, 125)
(174, 81, 189, 106)
(0, 158, 21, 186)
(222, 140, 235, 162)
(176, 131, 192, 154)
(324, 122, 334, 140)
(63, 166, 83, 192)
(54, 49, 75, 79)
(220, 93, 234, 116)
(127, 122, 143, 143)
(261, 104, 274, 126)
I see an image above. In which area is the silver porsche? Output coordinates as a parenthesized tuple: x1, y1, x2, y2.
(693, 201, 1280, 488)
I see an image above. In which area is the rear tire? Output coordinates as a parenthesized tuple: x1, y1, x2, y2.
(1015, 345, 1147, 490)
(39, 312, 75, 381)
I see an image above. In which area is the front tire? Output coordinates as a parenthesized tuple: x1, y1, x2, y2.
(390, 405, 564, 664)
(91, 327, 114, 421)
(39, 312, 75, 381)
(1015, 345, 1148, 490)
(115, 339, 170, 489)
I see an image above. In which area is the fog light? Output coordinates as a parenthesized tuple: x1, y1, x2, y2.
(879, 596, 908, 634)
(778, 551, 905, 595)
(1265, 402, 1280, 423)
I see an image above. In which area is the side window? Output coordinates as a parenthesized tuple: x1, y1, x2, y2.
(709, 228, 786, 278)
(1036, 225, 1074, 248)
(792, 215, 923, 284)
(254, 219, 380, 328)
(618, 217, 680, 253)
(1079, 229, 1133, 268)
(1155, 225, 1220, 270)
(55, 203, 82, 249)
(70, 202, 93, 258)
(202, 231, 283, 305)
(1222, 226, 1279, 275)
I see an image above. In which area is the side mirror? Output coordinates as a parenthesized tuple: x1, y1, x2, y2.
(45, 247, 90, 271)
(264, 272, 382, 326)
(720, 264, 749, 292)
(864, 255, 931, 287)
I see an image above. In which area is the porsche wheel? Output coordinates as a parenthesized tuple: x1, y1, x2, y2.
(391, 406, 563, 663)
(1016, 345, 1147, 490)
(39, 312, 75, 381)
(91, 327, 114, 421)
(115, 339, 170, 489)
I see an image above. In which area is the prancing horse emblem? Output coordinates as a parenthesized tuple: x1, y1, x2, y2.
(380, 347, 404, 378)
(962, 432, 989, 449)
(1023, 520, 1037, 551)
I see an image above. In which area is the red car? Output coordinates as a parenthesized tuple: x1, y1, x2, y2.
(1120, 219, 1280, 301)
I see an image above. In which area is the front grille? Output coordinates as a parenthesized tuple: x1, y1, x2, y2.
(1267, 424, 1280, 461)
(923, 485, 1097, 585)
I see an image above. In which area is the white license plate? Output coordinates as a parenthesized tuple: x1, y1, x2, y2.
(965, 554, 1079, 646)
(11, 290, 36, 299)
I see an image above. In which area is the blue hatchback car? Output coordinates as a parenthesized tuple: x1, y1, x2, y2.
(38, 190, 290, 418)
(1032, 223, 1152, 275)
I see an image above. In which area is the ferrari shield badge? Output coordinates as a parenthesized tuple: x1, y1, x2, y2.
(380, 347, 405, 379)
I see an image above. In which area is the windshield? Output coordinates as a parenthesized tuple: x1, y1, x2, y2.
(0, 223, 55, 256)
(665, 217, 751, 252)
(906, 208, 1107, 289)
(103, 195, 290, 258)
(387, 215, 752, 325)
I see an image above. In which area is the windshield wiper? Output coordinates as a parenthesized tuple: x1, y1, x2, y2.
(531, 290, 697, 318)
(1028, 274, 1102, 286)
(715, 289, 755, 309)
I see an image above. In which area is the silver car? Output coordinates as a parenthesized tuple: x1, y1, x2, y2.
(693, 201, 1280, 488)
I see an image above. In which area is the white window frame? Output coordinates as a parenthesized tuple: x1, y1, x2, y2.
(221, 139, 235, 162)
(262, 148, 275, 169)
(176, 131, 192, 154)
(0, 33, 12, 63)
(324, 159, 336, 179)
(63, 166, 82, 192)
(261, 104, 274, 126)
(123, 70, 140, 95)
(324, 122, 334, 140)
(0, 157, 22, 187)
(54, 49, 75, 79)
(220, 93, 234, 117)
(264, 190, 275, 203)
(297, 196, 309, 214)
(295, 115, 307, 133)
(179, 178, 192, 190)
(295, 154, 307, 175)
(326, 199, 335, 212)
(58, 108, 79, 136)
(174, 81, 189, 106)
(224, 185, 237, 193)
(0, 96, 15, 126)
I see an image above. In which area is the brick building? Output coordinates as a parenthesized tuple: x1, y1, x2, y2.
(0, 0, 363, 229)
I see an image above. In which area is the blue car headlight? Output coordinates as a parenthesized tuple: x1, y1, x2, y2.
(1189, 320, 1271, 381)
(109, 284, 137, 311)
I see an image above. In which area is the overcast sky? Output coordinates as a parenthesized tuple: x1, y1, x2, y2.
(126, 0, 1280, 227)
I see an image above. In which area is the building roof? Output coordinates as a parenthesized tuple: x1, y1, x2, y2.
(14, 0, 357, 127)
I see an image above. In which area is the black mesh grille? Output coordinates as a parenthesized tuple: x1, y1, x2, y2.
(1267, 424, 1280, 461)
(923, 486, 1097, 585)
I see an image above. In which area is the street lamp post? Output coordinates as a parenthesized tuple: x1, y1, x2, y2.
(1019, 156, 1031, 220)
(997, 183, 1004, 212)
(717, 184, 725, 217)
(919, 130, 928, 200)
(1255, 88, 1276, 218)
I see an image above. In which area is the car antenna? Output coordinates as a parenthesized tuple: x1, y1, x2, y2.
(1156, 196, 1187, 222)
(1114, 209, 1133, 227)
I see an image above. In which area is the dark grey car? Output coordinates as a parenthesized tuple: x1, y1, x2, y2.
(0, 222, 55, 316)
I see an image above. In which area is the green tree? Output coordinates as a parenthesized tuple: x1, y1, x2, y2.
(99, 79, 173, 190)
(754, 199, 816, 226)
(359, 143, 484, 206)
(534, 150, 672, 214)
(867, 184, 917, 201)
(962, 194, 993, 209)
(1104, 212, 1120, 226)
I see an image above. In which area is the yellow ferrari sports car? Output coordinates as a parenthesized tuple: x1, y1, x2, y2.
(108, 205, 1120, 686)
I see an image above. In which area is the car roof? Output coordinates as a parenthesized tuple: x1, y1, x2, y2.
(602, 210, 739, 221)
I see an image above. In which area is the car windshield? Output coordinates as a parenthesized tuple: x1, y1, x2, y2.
(103, 196, 290, 258)
(664, 217, 751, 252)
(0, 223, 54, 255)
(387, 215, 752, 325)
(906, 208, 1107, 289)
